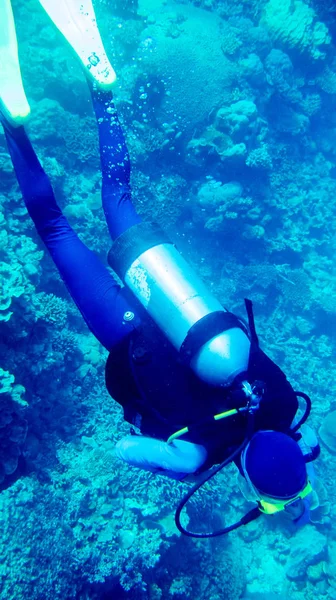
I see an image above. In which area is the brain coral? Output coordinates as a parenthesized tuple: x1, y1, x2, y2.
(136, 4, 238, 131)
(261, 0, 331, 60)
(317, 66, 336, 94)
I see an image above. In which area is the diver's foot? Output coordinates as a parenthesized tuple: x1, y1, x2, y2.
(0, 100, 25, 132)
(39, 0, 117, 89)
(1, 0, 31, 127)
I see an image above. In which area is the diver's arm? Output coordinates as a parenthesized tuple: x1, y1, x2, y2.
(115, 436, 208, 480)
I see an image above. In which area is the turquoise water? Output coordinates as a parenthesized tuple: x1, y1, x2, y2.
(0, 0, 335, 598)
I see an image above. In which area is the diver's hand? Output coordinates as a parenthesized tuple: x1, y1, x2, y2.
(115, 435, 208, 480)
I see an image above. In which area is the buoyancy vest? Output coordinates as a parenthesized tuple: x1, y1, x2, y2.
(105, 305, 299, 468)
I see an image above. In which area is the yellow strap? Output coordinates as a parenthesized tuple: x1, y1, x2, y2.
(167, 427, 189, 444)
(0, 0, 30, 123)
(167, 408, 242, 444)
(214, 409, 238, 420)
(38, 0, 116, 88)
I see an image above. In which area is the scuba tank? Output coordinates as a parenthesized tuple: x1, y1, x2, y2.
(108, 222, 250, 386)
(108, 223, 318, 539)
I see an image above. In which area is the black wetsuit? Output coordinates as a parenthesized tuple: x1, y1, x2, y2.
(105, 301, 299, 470)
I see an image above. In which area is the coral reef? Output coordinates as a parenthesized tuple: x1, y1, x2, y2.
(0, 0, 335, 598)
(0, 368, 27, 488)
(319, 412, 336, 454)
(0, 262, 25, 322)
(262, 0, 331, 60)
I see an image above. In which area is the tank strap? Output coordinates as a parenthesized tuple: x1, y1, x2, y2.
(179, 310, 249, 365)
(107, 221, 171, 281)
(244, 298, 259, 349)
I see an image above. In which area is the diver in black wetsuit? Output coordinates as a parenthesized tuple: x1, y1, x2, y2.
(0, 0, 320, 537)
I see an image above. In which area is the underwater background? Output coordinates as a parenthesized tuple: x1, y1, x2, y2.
(0, 0, 336, 597)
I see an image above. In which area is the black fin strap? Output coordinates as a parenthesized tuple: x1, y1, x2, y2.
(244, 298, 259, 348)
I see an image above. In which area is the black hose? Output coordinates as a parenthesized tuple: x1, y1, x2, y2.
(174, 409, 260, 538)
(291, 391, 312, 433)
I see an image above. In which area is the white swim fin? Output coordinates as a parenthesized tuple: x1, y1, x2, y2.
(0, 0, 30, 125)
(38, 0, 116, 88)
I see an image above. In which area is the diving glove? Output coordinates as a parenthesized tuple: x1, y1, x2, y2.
(38, 0, 117, 88)
(0, 0, 30, 125)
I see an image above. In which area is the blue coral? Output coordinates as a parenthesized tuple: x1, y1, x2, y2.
(1, 0, 336, 598)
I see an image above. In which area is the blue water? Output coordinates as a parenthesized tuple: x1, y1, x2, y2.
(0, 0, 335, 598)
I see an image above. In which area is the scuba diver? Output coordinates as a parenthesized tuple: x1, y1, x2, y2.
(0, 0, 320, 537)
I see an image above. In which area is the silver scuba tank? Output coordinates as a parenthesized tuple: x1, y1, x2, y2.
(108, 223, 250, 387)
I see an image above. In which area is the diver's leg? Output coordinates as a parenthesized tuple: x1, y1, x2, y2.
(2, 120, 136, 350)
(89, 82, 142, 240)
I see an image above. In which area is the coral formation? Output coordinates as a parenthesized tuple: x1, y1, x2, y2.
(319, 412, 336, 454)
(262, 0, 331, 60)
(0, 368, 27, 487)
(0, 262, 25, 322)
(0, 0, 335, 597)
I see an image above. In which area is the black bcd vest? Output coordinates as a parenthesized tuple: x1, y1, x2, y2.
(105, 302, 299, 467)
